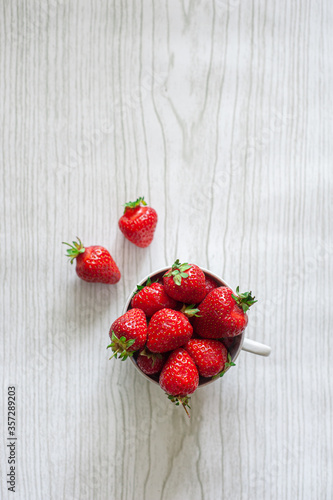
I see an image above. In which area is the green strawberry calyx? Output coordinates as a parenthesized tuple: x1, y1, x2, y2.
(164, 259, 192, 286)
(62, 237, 85, 264)
(107, 331, 135, 361)
(212, 353, 236, 380)
(231, 286, 257, 313)
(124, 196, 147, 213)
(132, 277, 157, 297)
(167, 394, 191, 418)
(139, 348, 162, 368)
(180, 304, 201, 318)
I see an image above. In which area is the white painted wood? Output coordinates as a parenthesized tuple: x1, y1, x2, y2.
(1, 0, 332, 499)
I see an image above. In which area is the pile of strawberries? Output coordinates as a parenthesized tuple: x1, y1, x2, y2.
(63, 197, 257, 416)
(107, 260, 256, 416)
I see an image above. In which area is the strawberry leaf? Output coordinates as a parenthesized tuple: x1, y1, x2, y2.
(124, 196, 147, 212)
(132, 277, 157, 297)
(139, 348, 162, 367)
(232, 286, 257, 313)
(180, 304, 201, 317)
(107, 331, 136, 360)
(164, 260, 192, 286)
(62, 237, 85, 264)
(180, 264, 191, 272)
(119, 351, 134, 361)
(174, 275, 182, 286)
(212, 353, 236, 379)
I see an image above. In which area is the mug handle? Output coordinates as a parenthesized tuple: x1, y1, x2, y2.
(242, 338, 271, 357)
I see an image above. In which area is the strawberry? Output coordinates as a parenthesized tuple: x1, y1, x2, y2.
(159, 348, 199, 417)
(184, 338, 229, 377)
(220, 336, 238, 350)
(146, 308, 194, 353)
(136, 349, 166, 375)
(204, 275, 218, 297)
(131, 278, 179, 317)
(107, 308, 147, 360)
(163, 260, 206, 304)
(63, 237, 121, 284)
(118, 197, 158, 248)
(193, 286, 257, 338)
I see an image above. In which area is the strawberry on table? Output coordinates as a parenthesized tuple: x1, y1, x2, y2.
(193, 286, 257, 338)
(118, 197, 158, 248)
(159, 348, 199, 417)
(136, 349, 166, 376)
(107, 308, 147, 360)
(63, 237, 121, 284)
(131, 278, 179, 317)
(184, 338, 229, 378)
(163, 260, 206, 304)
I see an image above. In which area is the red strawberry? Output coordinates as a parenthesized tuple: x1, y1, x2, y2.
(63, 237, 121, 284)
(131, 278, 179, 317)
(204, 275, 218, 297)
(159, 348, 199, 417)
(107, 308, 147, 360)
(118, 197, 158, 248)
(193, 286, 257, 338)
(184, 338, 229, 377)
(163, 260, 206, 304)
(147, 308, 193, 353)
(220, 336, 237, 350)
(136, 349, 166, 375)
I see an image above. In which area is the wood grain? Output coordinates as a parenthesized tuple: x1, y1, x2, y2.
(1, 0, 332, 499)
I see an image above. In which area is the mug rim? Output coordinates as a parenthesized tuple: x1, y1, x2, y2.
(122, 265, 246, 388)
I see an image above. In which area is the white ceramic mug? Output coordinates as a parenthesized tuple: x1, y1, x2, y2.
(122, 267, 271, 387)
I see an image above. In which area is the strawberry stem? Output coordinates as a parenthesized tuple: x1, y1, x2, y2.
(231, 286, 257, 313)
(108, 348, 121, 360)
(167, 394, 191, 418)
(182, 402, 191, 418)
(62, 237, 85, 264)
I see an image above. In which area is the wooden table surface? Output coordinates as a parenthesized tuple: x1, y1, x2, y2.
(1, 1, 332, 499)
